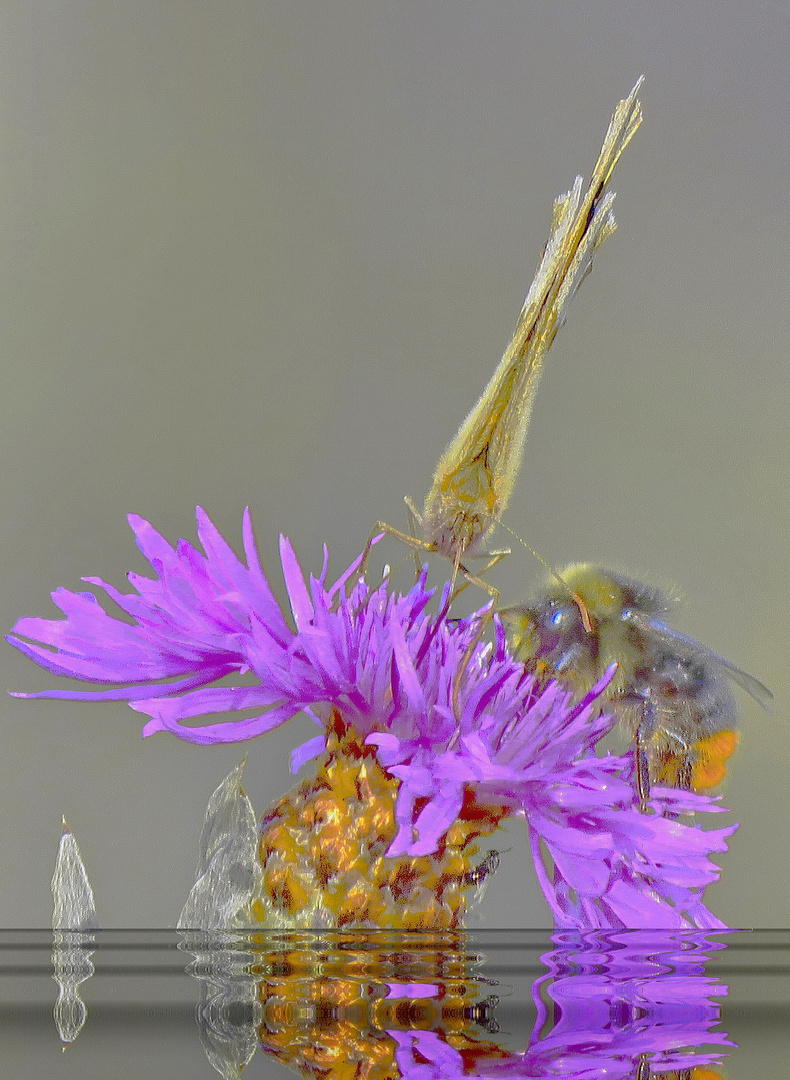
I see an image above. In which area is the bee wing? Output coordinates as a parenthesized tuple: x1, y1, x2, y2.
(718, 661, 775, 709)
(626, 612, 774, 710)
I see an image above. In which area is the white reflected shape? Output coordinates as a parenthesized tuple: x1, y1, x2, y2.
(179, 761, 261, 930)
(51, 818, 98, 931)
(180, 930, 262, 1080)
(52, 932, 96, 1047)
(51, 818, 98, 1046)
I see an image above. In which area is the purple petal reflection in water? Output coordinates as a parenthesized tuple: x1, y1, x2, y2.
(390, 930, 735, 1079)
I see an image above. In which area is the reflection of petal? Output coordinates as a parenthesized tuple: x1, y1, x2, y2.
(387, 932, 734, 1080)
(391, 1028, 466, 1078)
(178, 763, 261, 930)
(50, 820, 98, 1046)
(519, 931, 734, 1080)
(179, 930, 262, 1080)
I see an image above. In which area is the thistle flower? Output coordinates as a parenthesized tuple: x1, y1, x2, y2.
(8, 508, 736, 929)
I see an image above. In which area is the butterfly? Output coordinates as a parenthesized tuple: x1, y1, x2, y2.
(367, 79, 643, 597)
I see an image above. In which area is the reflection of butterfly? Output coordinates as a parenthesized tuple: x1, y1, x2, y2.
(500, 564, 773, 807)
(370, 80, 643, 594)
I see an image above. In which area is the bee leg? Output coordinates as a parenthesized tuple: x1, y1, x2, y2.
(634, 695, 658, 813)
(662, 727, 694, 792)
(635, 739, 652, 813)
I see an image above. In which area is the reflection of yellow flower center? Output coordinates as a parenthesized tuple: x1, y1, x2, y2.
(252, 712, 508, 929)
(255, 941, 507, 1080)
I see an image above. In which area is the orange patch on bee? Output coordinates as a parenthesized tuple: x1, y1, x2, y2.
(692, 729, 739, 791)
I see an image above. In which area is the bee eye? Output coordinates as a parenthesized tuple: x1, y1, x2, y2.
(548, 604, 576, 629)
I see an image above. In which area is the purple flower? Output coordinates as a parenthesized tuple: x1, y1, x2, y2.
(369, 620, 736, 929)
(8, 508, 737, 929)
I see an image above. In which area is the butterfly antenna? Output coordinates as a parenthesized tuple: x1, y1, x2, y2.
(496, 520, 593, 634)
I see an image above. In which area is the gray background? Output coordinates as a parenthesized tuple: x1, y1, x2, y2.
(1, 1, 788, 929)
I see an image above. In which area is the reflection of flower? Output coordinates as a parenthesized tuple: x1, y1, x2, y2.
(390, 931, 734, 1080)
(251, 933, 503, 1078)
(9, 509, 736, 929)
(183, 929, 730, 1080)
(390, 1024, 730, 1080)
(524, 931, 734, 1079)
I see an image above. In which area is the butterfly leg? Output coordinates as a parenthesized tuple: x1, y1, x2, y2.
(449, 548, 509, 602)
(404, 495, 427, 578)
(451, 606, 496, 719)
(360, 517, 431, 582)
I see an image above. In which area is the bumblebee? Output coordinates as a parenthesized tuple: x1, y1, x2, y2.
(499, 564, 772, 807)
